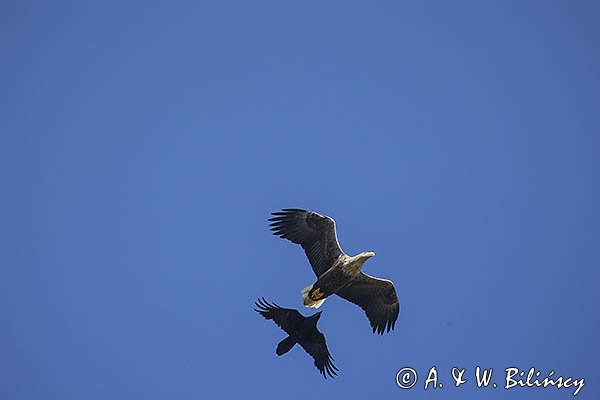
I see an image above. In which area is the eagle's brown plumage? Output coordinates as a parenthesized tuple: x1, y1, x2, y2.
(269, 208, 400, 334)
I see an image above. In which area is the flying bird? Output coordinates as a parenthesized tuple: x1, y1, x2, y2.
(254, 297, 338, 378)
(269, 208, 400, 334)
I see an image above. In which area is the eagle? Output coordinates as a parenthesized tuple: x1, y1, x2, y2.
(254, 298, 338, 378)
(269, 208, 400, 334)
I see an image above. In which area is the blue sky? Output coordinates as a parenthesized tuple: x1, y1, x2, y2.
(2, 1, 599, 399)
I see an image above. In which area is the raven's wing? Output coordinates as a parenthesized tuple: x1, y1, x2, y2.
(254, 298, 304, 335)
(298, 332, 339, 379)
(269, 209, 344, 276)
(336, 273, 400, 334)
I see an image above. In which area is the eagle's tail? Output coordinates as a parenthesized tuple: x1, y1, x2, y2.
(301, 283, 326, 308)
(276, 336, 296, 356)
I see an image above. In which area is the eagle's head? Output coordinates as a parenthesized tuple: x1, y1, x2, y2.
(360, 251, 375, 260)
(350, 251, 376, 271)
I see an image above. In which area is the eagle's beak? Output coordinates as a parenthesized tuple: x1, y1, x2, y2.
(365, 251, 375, 258)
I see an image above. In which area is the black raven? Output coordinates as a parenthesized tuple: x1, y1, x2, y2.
(269, 208, 400, 334)
(254, 298, 338, 378)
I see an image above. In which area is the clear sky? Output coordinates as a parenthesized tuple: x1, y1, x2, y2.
(2, 2, 599, 399)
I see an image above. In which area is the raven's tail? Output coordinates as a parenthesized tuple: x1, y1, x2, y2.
(276, 336, 296, 356)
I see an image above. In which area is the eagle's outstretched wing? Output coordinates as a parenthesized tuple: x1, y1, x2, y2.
(269, 208, 344, 276)
(336, 273, 400, 334)
(254, 298, 304, 336)
(298, 332, 339, 379)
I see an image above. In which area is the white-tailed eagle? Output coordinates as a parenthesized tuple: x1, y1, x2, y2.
(269, 208, 400, 335)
